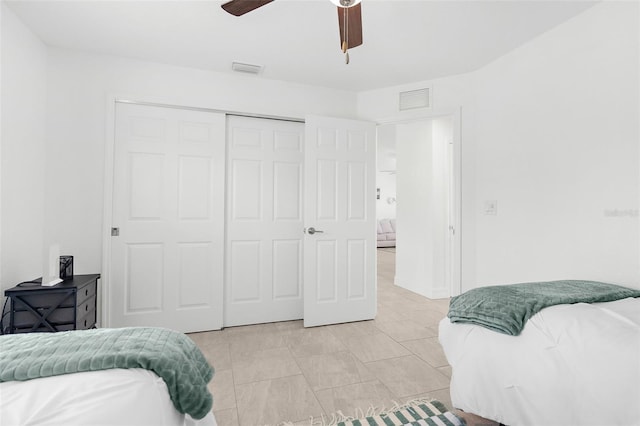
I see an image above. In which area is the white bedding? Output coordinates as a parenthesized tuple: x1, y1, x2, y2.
(0, 368, 217, 426)
(439, 297, 640, 426)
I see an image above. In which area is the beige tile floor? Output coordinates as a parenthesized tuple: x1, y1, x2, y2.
(188, 249, 455, 426)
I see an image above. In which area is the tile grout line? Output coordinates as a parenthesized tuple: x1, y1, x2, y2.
(286, 344, 328, 423)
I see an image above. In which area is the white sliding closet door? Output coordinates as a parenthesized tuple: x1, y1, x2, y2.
(110, 103, 225, 332)
(303, 115, 377, 327)
(225, 116, 305, 327)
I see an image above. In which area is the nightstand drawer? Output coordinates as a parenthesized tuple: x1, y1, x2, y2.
(77, 295, 96, 319)
(77, 308, 96, 330)
(12, 292, 75, 310)
(77, 281, 97, 305)
(13, 306, 76, 327)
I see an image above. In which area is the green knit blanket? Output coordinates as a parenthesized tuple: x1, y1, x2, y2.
(0, 327, 214, 419)
(448, 280, 640, 336)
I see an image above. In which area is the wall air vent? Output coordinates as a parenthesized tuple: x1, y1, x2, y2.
(399, 87, 431, 111)
(231, 62, 263, 75)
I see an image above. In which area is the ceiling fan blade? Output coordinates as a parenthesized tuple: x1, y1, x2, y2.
(337, 3, 363, 49)
(221, 0, 274, 16)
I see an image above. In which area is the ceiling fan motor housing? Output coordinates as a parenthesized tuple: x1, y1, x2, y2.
(332, 0, 362, 8)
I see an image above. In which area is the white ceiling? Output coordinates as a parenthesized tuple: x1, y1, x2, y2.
(6, 0, 597, 91)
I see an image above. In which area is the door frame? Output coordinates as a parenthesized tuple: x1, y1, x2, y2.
(101, 95, 304, 328)
(375, 107, 462, 297)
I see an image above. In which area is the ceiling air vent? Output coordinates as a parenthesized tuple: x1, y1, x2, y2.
(399, 88, 430, 111)
(232, 61, 263, 75)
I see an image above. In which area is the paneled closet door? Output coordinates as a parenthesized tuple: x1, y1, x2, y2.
(303, 115, 377, 327)
(225, 116, 305, 327)
(110, 103, 225, 332)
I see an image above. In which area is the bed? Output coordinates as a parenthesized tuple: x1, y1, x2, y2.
(438, 280, 640, 426)
(0, 327, 217, 426)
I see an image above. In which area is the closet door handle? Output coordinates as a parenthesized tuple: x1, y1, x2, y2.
(306, 227, 324, 235)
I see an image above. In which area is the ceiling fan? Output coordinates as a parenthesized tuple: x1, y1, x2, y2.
(221, 0, 363, 64)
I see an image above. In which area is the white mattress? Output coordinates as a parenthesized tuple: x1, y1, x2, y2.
(439, 297, 640, 426)
(0, 368, 217, 426)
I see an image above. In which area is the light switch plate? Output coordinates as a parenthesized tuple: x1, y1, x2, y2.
(484, 200, 497, 215)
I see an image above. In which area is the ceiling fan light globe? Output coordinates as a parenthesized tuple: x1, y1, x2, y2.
(330, 0, 362, 8)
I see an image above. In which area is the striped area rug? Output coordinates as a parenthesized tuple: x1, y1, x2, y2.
(328, 399, 463, 426)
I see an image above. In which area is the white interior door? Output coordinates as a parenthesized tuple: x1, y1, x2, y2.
(110, 103, 225, 332)
(303, 115, 377, 327)
(225, 116, 305, 327)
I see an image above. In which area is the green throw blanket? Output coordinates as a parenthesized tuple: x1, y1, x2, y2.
(448, 280, 640, 336)
(0, 327, 214, 419)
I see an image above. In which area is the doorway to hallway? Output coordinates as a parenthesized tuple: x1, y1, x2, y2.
(375, 113, 460, 299)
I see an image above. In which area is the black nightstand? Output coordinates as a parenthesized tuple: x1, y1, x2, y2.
(4, 274, 100, 334)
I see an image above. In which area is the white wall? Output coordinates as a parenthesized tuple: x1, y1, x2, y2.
(41, 49, 358, 275)
(471, 1, 638, 288)
(359, 1, 639, 291)
(1, 3, 48, 290)
(395, 121, 433, 296)
(394, 118, 451, 299)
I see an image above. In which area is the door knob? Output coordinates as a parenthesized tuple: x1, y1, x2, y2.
(307, 227, 324, 235)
